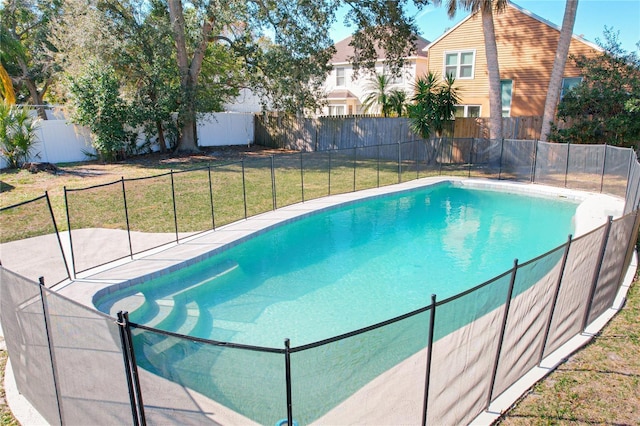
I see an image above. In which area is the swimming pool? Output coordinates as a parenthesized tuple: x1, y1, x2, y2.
(96, 182, 578, 347)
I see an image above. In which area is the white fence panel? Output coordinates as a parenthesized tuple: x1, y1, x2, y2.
(197, 112, 254, 147)
(35, 120, 95, 164)
(1, 113, 255, 168)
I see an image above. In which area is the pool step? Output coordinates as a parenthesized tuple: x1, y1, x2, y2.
(108, 292, 146, 317)
(146, 299, 175, 329)
(146, 301, 201, 356)
(171, 260, 239, 300)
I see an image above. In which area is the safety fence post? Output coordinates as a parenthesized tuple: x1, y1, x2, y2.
(353, 147, 357, 192)
(498, 139, 505, 180)
(284, 338, 294, 426)
(240, 160, 248, 219)
(45, 191, 71, 281)
(538, 235, 573, 365)
(421, 294, 437, 426)
(583, 216, 613, 330)
(207, 165, 216, 230)
(531, 140, 538, 183)
(169, 171, 179, 242)
(415, 139, 420, 180)
(328, 149, 332, 195)
(271, 156, 277, 210)
(121, 177, 135, 257)
(117, 311, 146, 426)
(599, 144, 608, 193)
(63, 187, 77, 278)
(300, 153, 305, 202)
(486, 259, 519, 408)
(467, 138, 473, 178)
(39, 277, 64, 426)
(377, 144, 381, 188)
(397, 141, 402, 184)
(564, 143, 570, 188)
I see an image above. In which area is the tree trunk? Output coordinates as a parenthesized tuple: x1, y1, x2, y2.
(482, 6, 503, 141)
(168, 0, 216, 152)
(156, 119, 167, 153)
(540, 0, 579, 141)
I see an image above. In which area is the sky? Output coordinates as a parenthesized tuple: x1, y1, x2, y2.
(330, 0, 640, 54)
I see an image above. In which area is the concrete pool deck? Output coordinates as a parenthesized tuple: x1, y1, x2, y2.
(1, 176, 633, 425)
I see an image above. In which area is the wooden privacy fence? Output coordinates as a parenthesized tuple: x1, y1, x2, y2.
(255, 114, 564, 149)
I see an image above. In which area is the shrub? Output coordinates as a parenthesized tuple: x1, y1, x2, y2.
(0, 101, 40, 168)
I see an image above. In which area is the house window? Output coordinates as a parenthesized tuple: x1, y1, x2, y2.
(336, 68, 345, 86)
(561, 77, 582, 99)
(328, 105, 345, 116)
(384, 64, 404, 84)
(454, 105, 481, 118)
(501, 80, 513, 117)
(445, 51, 475, 79)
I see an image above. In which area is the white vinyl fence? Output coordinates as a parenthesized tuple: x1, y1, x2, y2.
(1, 112, 255, 168)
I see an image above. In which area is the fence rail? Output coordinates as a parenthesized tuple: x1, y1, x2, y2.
(1, 138, 640, 425)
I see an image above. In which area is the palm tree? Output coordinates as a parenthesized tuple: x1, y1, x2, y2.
(407, 72, 460, 138)
(540, 0, 580, 141)
(388, 89, 408, 117)
(0, 63, 15, 104)
(434, 0, 508, 141)
(362, 73, 394, 117)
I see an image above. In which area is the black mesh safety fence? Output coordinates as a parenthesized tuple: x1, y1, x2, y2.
(243, 156, 277, 218)
(542, 224, 607, 358)
(210, 160, 246, 227)
(42, 286, 133, 424)
(566, 144, 606, 192)
(625, 155, 640, 214)
(327, 148, 355, 196)
(298, 149, 330, 201)
(64, 180, 130, 275)
(0, 193, 69, 285)
(534, 141, 569, 187)
(586, 213, 638, 325)
(130, 326, 286, 425)
(124, 173, 177, 254)
(469, 138, 502, 179)
(415, 138, 443, 178)
(273, 153, 303, 209)
(492, 245, 568, 399)
(427, 271, 512, 425)
(398, 140, 418, 182)
(501, 139, 537, 181)
(438, 138, 474, 177)
(604, 145, 633, 198)
(354, 144, 382, 190)
(289, 306, 433, 425)
(172, 167, 215, 237)
(0, 268, 60, 425)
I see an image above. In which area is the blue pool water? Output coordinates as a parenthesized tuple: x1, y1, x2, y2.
(97, 182, 577, 347)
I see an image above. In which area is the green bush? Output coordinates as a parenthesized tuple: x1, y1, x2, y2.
(0, 101, 40, 168)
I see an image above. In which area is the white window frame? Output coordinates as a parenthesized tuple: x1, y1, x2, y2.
(561, 76, 582, 99)
(455, 105, 482, 118)
(384, 64, 404, 85)
(501, 79, 513, 117)
(335, 67, 345, 87)
(444, 50, 476, 79)
(328, 105, 345, 116)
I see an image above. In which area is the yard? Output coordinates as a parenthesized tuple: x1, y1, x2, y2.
(0, 146, 638, 424)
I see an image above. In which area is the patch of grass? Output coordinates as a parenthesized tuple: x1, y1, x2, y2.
(0, 347, 19, 426)
(497, 273, 640, 425)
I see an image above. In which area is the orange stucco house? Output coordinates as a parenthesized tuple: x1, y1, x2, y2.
(424, 1, 602, 119)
